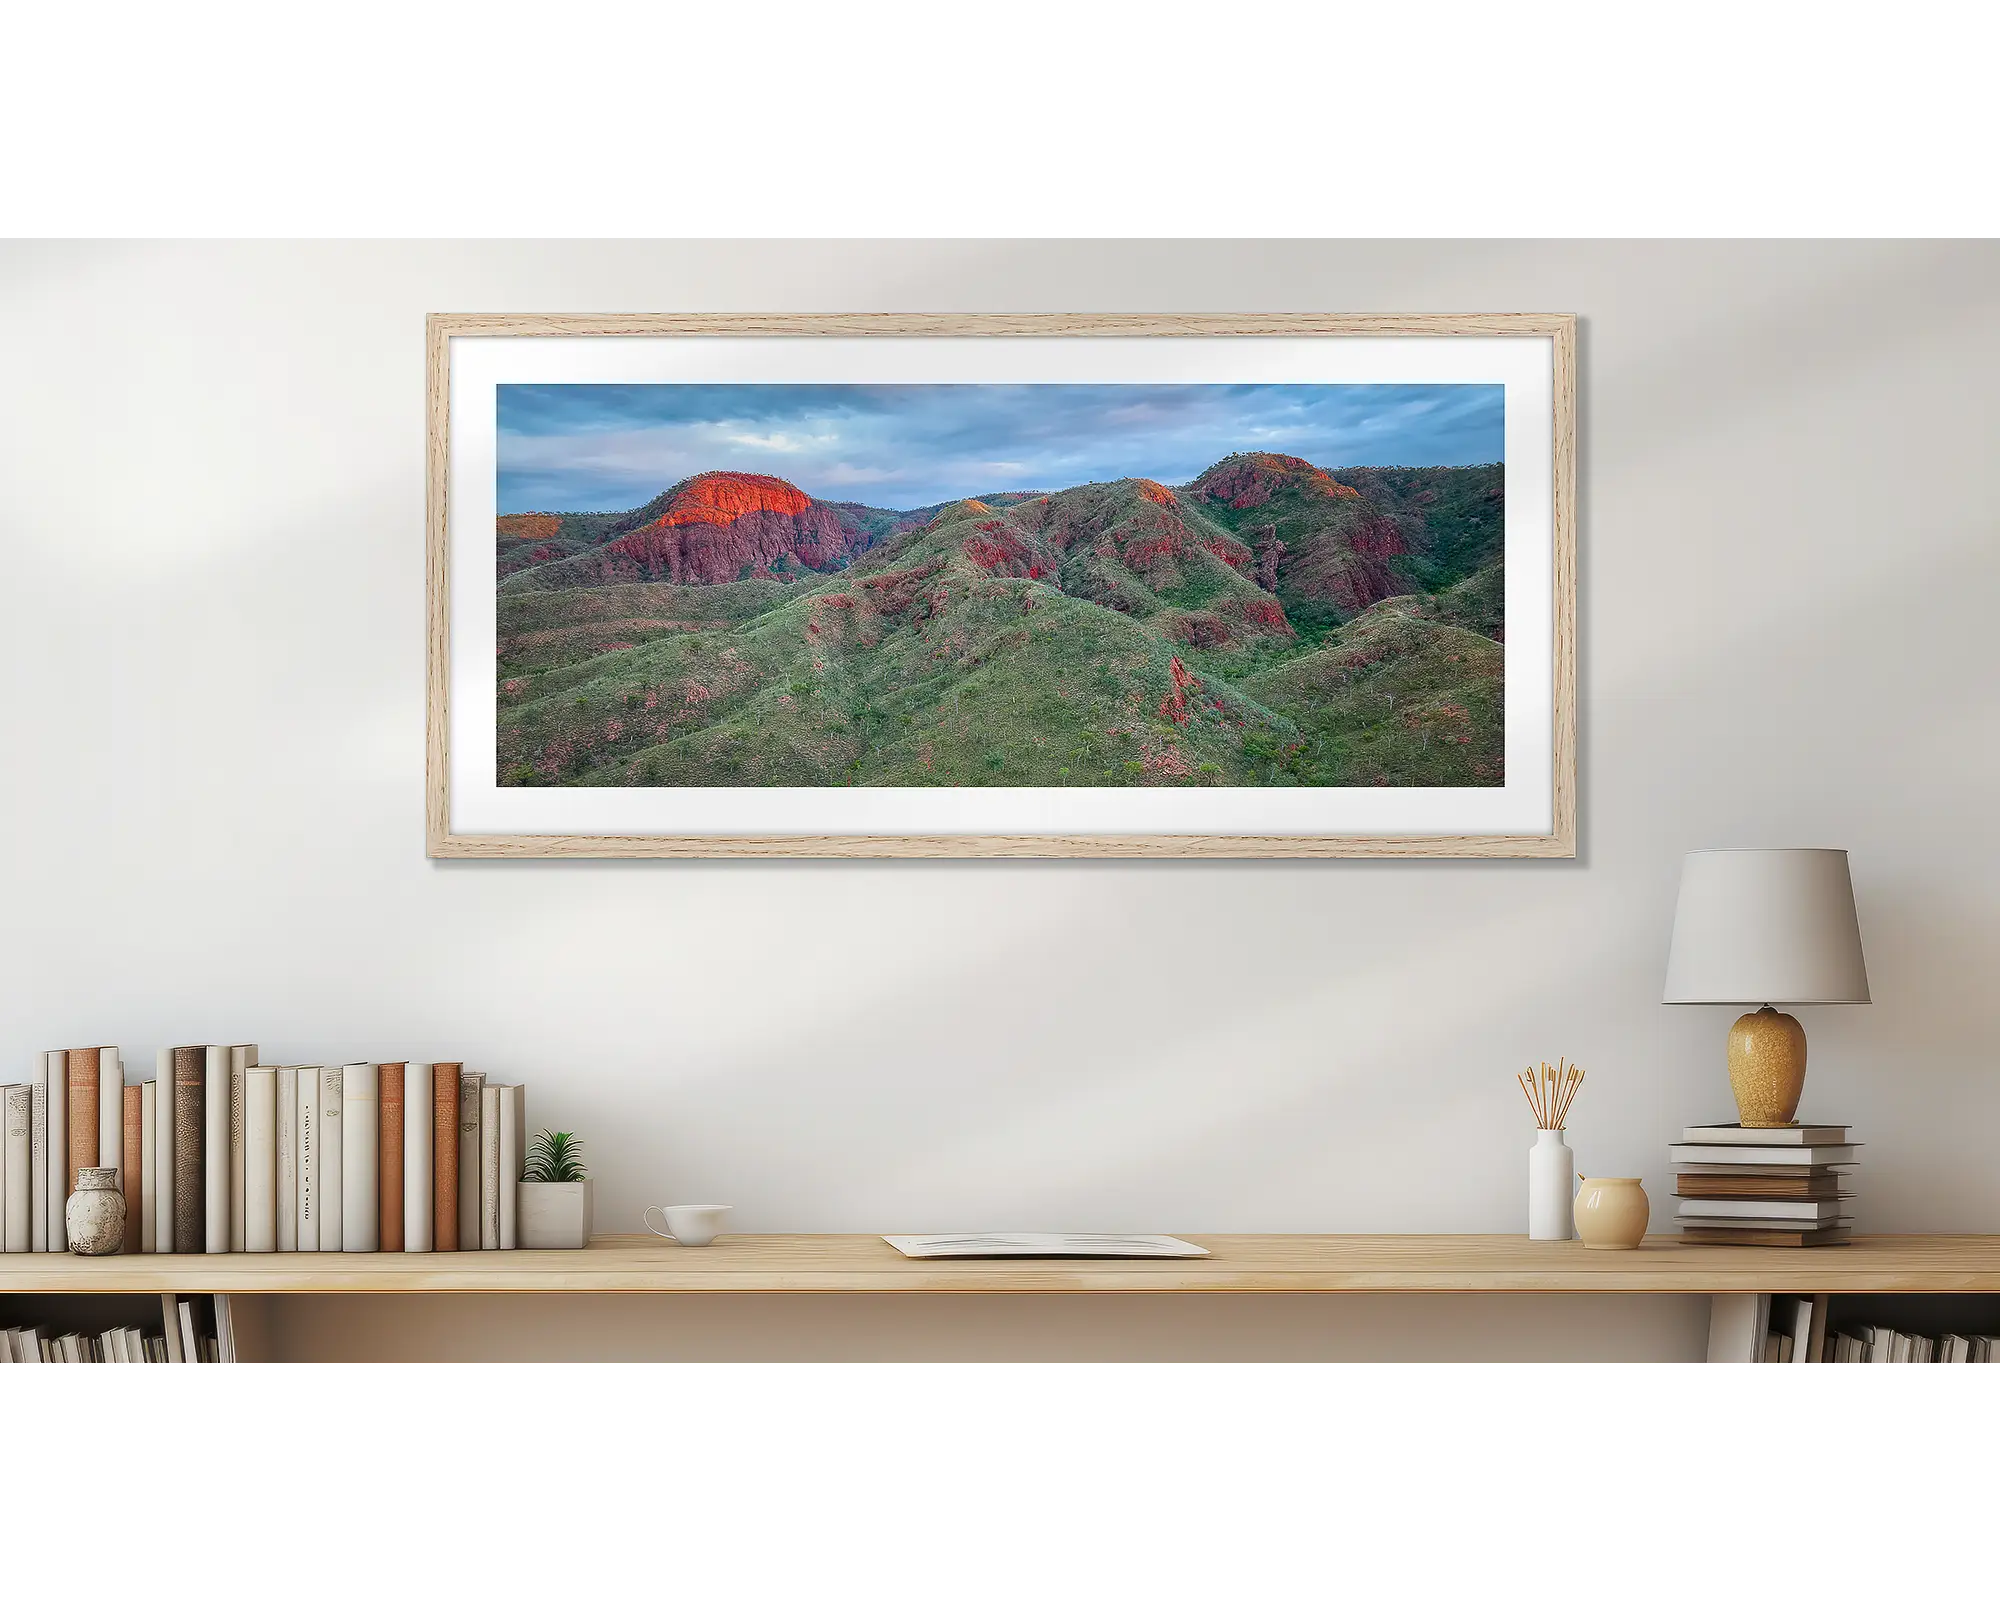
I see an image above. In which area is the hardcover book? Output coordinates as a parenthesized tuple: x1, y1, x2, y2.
(480, 1084, 501, 1249)
(297, 1067, 319, 1252)
(404, 1062, 433, 1252)
(318, 1067, 344, 1252)
(1667, 1143, 1858, 1167)
(45, 1050, 66, 1252)
(140, 1080, 157, 1254)
(121, 1084, 143, 1253)
(204, 1045, 229, 1253)
(458, 1069, 485, 1250)
(66, 1046, 100, 1198)
(153, 1048, 175, 1253)
(378, 1063, 405, 1253)
(171, 1046, 205, 1253)
(342, 1062, 378, 1252)
(1681, 1225, 1853, 1247)
(1678, 1198, 1851, 1221)
(30, 1076, 48, 1253)
(1674, 1171, 1845, 1199)
(1680, 1123, 1852, 1146)
(229, 1044, 256, 1252)
(497, 1083, 521, 1250)
(97, 1040, 122, 1192)
(244, 1067, 277, 1252)
(432, 1062, 460, 1252)
(4, 1085, 30, 1253)
(276, 1067, 297, 1251)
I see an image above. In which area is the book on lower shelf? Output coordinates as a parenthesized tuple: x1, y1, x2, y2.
(1830, 1325, 1994, 1364)
(1674, 1121, 1859, 1247)
(0, 1294, 239, 1362)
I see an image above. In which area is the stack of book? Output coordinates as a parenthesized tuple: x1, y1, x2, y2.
(2, 1047, 533, 1256)
(1669, 1122, 1858, 1246)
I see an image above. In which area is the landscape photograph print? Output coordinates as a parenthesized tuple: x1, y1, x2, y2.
(493, 383, 1506, 791)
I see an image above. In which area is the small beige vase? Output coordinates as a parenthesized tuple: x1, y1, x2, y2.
(1573, 1176, 1648, 1250)
(66, 1167, 127, 1256)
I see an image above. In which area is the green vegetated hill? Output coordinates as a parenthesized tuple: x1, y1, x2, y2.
(495, 455, 1504, 788)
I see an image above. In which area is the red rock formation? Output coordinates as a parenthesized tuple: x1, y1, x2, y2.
(497, 513, 562, 541)
(595, 472, 870, 586)
(1161, 612, 1236, 648)
(1191, 453, 1362, 510)
(961, 519, 1052, 580)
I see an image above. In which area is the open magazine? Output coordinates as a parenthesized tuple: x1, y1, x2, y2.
(883, 1234, 1208, 1259)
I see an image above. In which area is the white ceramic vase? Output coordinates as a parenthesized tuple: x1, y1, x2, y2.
(518, 1179, 593, 1249)
(1527, 1129, 1574, 1241)
(66, 1167, 126, 1255)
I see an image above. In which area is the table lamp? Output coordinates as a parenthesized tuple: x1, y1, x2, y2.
(1663, 848, 1870, 1127)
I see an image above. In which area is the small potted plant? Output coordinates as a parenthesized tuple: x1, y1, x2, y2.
(517, 1130, 594, 1249)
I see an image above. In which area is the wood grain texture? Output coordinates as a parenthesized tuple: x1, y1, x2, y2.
(426, 312, 1577, 860)
(5, 1233, 1998, 1297)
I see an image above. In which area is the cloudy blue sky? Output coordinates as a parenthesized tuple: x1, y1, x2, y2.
(496, 383, 1504, 513)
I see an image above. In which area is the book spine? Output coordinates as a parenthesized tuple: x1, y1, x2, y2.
(318, 1067, 344, 1251)
(342, 1063, 378, 1252)
(297, 1068, 318, 1252)
(378, 1064, 405, 1253)
(457, 1070, 485, 1250)
(30, 1074, 47, 1252)
(121, 1084, 143, 1253)
(432, 1062, 459, 1252)
(171, 1046, 204, 1253)
(4, 1086, 29, 1252)
(229, 1044, 254, 1252)
(140, 1080, 157, 1253)
(244, 1067, 277, 1252)
(98, 1049, 122, 1201)
(497, 1083, 520, 1250)
(276, 1068, 297, 1251)
(203, 1045, 228, 1252)
(403, 1062, 432, 1252)
(67, 1047, 100, 1199)
(153, 1048, 174, 1253)
(480, 1085, 500, 1249)
(45, 1051, 66, 1251)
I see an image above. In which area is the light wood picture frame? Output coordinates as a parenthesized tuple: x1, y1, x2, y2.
(428, 312, 1574, 858)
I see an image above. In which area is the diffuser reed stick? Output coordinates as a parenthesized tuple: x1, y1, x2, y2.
(1519, 1058, 1584, 1131)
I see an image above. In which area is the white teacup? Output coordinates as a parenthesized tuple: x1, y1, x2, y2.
(644, 1203, 733, 1247)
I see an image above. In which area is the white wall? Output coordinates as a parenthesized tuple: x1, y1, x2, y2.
(3, 241, 1995, 1357)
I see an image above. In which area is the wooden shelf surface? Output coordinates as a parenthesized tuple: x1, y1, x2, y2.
(7, 1233, 2000, 1296)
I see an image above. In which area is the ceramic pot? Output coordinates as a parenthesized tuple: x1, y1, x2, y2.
(518, 1179, 593, 1249)
(1527, 1129, 1574, 1241)
(1574, 1176, 1649, 1250)
(66, 1167, 126, 1256)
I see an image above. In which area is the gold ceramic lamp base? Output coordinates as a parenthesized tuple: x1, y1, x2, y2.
(1727, 1005, 1808, 1127)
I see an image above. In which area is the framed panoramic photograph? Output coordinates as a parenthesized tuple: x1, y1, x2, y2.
(426, 313, 1574, 857)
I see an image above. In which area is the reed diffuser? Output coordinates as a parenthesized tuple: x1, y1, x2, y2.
(1518, 1058, 1585, 1241)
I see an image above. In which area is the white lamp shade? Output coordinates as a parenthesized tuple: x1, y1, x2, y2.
(1663, 848, 1870, 1005)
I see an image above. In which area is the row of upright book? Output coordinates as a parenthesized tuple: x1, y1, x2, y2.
(0, 1295, 238, 1362)
(1668, 1121, 1857, 1246)
(1830, 1324, 1995, 1363)
(1, 1046, 531, 1253)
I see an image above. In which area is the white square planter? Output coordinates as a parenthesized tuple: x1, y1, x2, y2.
(518, 1179, 593, 1249)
